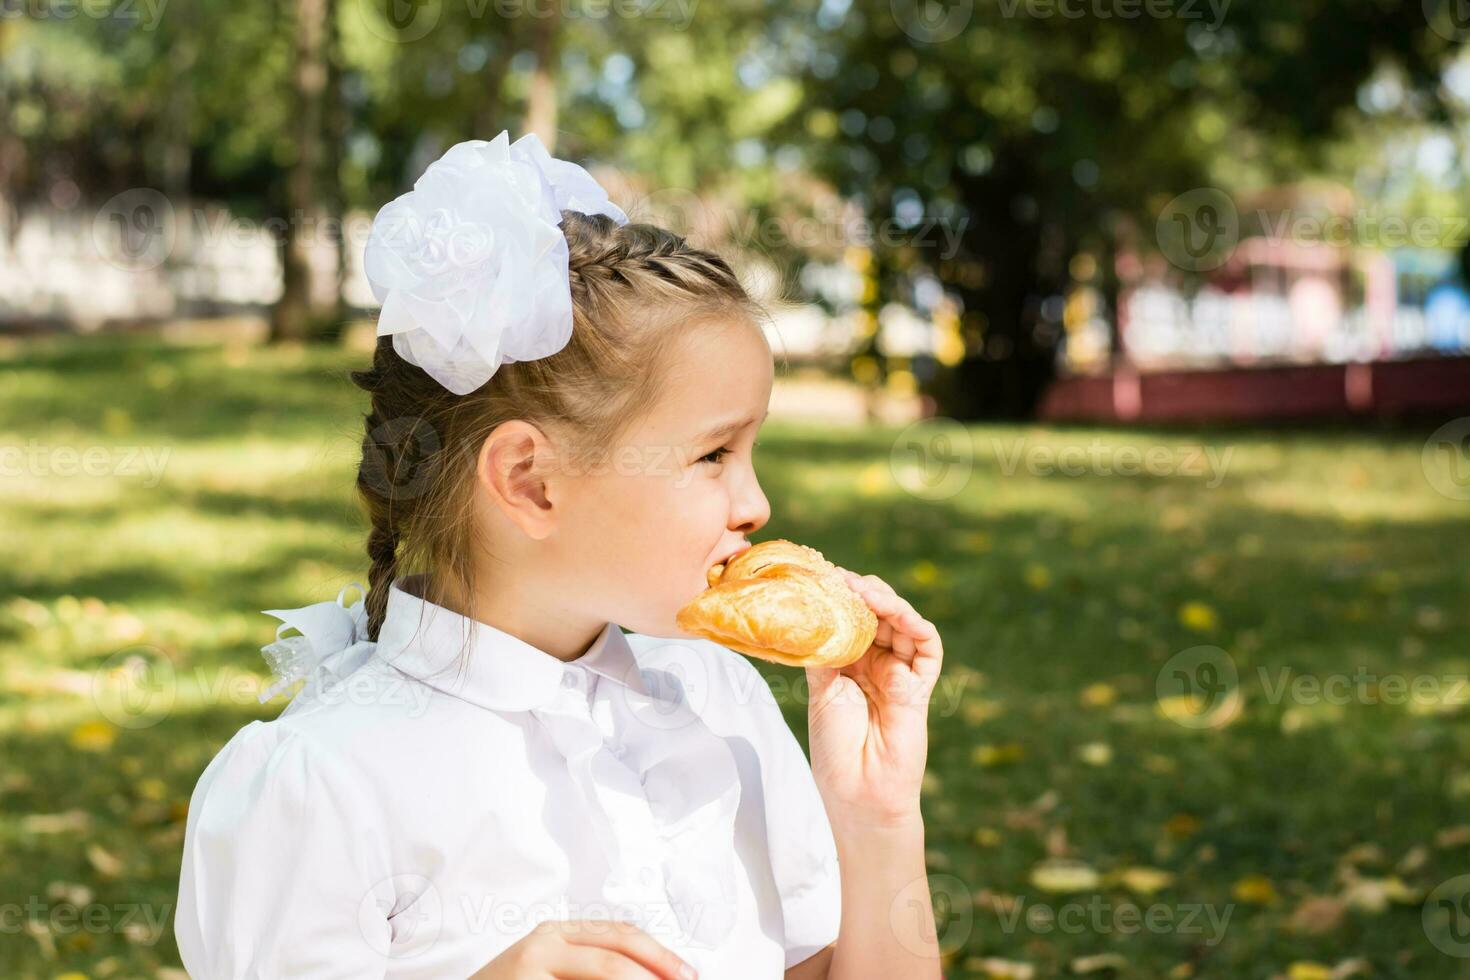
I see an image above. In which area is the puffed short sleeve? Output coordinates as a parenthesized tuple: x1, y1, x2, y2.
(176, 720, 397, 978)
(726, 654, 843, 969)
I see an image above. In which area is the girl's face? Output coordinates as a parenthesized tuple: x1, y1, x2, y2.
(555, 318, 774, 638)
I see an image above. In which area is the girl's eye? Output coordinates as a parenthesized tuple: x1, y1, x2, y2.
(699, 446, 731, 465)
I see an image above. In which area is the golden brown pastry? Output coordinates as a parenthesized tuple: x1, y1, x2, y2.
(675, 539, 878, 668)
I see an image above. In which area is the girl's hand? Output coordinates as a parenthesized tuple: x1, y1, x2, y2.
(805, 569, 944, 831)
(470, 918, 697, 979)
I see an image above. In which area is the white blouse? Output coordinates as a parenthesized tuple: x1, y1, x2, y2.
(176, 574, 842, 978)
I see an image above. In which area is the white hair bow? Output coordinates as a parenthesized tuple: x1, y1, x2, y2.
(363, 131, 629, 395)
(258, 583, 373, 706)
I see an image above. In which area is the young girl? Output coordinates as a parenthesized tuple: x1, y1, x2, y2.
(176, 132, 945, 979)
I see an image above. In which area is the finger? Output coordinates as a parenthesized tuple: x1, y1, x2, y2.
(846, 571, 899, 599)
(852, 589, 942, 672)
(550, 944, 664, 980)
(549, 920, 695, 980)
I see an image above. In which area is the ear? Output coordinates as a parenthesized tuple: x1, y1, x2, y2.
(475, 419, 562, 540)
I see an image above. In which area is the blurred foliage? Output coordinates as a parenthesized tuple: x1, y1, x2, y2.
(3, 1, 1470, 402)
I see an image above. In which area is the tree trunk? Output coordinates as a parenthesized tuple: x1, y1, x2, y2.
(525, 10, 560, 150)
(939, 162, 1056, 420)
(270, 0, 334, 343)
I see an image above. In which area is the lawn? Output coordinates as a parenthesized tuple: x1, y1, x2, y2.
(2, 333, 1468, 979)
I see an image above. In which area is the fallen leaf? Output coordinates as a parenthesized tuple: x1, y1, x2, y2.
(1116, 866, 1174, 896)
(1287, 895, 1345, 936)
(1031, 860, 1101, 894)
(69, 720, 116, 753)
(1178, 600, 1219, 632)
(1286, 963, 1332, 980)
(1231, 874, 1279, 905)
(1071, 953, 1128, 974)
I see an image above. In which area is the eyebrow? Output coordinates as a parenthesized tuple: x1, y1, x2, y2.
(694, 411, 769, 444)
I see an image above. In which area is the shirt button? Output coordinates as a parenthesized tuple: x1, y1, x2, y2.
(560, 672, 578, 690)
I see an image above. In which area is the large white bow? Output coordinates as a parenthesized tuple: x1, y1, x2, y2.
(363, 131, 629, 396)
(258, 583, 374, 706)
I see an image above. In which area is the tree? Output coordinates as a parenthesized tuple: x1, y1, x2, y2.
(775, 0, 1451, 418)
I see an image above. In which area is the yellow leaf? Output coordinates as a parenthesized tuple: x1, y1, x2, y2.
(1286, 963, 1332, 980)
(972, 743, 1025, 767)
(69, 721, 116, 753)
(857, 463, 888, 496)
(1080, 682, 1117, 707)
(909, 560, 940, 586)
(1024, 564, 1052, 590)
(1077, 742, 1113, 766)
(1031, 860, 1101, 894)
(1117, 866, 1174, 896)
(1178, 601, 1219, 632)
(86, 842, 124, 879)
(1231, 874, 1279, 905)
(965, 957, 1035, 979)
(1071, 954, 1128, 975)
(973, 827, 1002, 848)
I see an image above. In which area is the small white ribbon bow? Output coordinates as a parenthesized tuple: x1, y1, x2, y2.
(258, 583, 372, 705)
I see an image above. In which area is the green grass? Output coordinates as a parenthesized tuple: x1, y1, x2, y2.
(2, 333, 1468, 979)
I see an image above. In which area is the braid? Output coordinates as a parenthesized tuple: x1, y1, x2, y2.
(564, 210, 745, 301)
(350, 339, 413, 641)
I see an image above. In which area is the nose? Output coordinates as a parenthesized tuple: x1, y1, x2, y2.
(730, 467, 771, 535)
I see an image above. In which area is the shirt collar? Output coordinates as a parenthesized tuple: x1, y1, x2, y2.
(373, 573, 648, 712)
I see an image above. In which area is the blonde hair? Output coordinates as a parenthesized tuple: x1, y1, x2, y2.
(349, 210, 764, 641)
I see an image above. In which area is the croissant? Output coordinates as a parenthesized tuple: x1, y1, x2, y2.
(674, 539, 878, 668)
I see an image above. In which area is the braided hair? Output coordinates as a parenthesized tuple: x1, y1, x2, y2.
(348, 210, 764, 643)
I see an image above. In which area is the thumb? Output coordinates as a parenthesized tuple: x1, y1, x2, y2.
(805, 665, 845, 713)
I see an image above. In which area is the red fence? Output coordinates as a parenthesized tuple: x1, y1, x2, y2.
(1038, 357, 1470, 424)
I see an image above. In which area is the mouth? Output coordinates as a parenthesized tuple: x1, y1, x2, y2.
(706, 542, 752, 586)
(715, 542, 751, 567)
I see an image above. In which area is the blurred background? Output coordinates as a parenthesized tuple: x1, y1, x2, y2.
(3, 1, 1470, 977)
